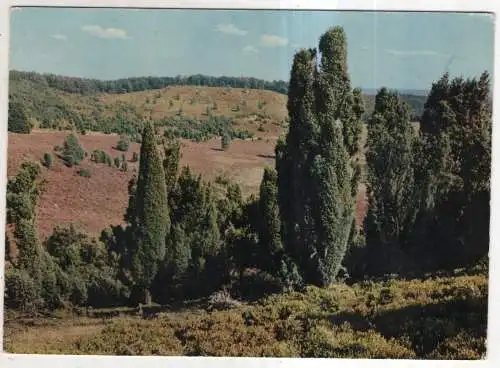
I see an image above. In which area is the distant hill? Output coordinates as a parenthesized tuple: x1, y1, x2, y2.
(9, 70, 289, 95)
(8, 71, 428, 134)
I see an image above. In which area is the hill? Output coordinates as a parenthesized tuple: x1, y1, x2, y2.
(9, 71, 427, 130)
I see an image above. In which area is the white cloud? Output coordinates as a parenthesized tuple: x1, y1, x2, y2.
(385, 49, 447, 57)
(215, 23, 247, 36)
(51, 34, 67, 41)
(81, 24, 129, 39)
(243, 45, 259, 55)
(260, 34, 289, 47)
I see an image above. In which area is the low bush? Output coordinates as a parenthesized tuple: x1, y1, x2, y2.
(42, 152, 53, 169)
(78, 169, 92, 178)
(116, 134, 130, 152)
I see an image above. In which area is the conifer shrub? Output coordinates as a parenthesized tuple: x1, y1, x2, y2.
(90, 149, 112, 165)
(116, 134, 130, 152)
(42, 152, 53, 169)
(61, 133, 85, 167)
(78, 168, 92, 178)
(221, 134, 231, 151)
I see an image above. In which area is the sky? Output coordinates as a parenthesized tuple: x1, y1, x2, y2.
(9, 8, 495, 91)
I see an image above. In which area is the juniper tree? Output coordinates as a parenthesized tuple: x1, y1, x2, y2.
(42, 153, 53, 169)
(276, 48, 319, 277)
(316, 26, 364, 252)
(62, 133, 85, 167)
(132, 121, 170, 304)
(276, 28, 362, 286)
(364, 88, 417, 274)
(6, 161, 61, 310)
(116, 134, 130, 152)
(413, 72, 492, 268)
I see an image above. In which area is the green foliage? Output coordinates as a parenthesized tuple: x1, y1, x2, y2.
(116, 134, 130, 152)
(277, 49, 318, 282)
(90, 149, 112, 165)
(258, 167, 282, 270)
(42, 152, 53, 168)
(78, 168, 92, 178)
(6, 161, 44, 225)
(121, 161, 128, 172)
(62, 133, 85, 167)
(276, 27, 360, 286)
(221, 134, 231, 151)
(161, 115, 253, 142)
(410, 72, 491, 271)
(8, 101, 32, 134)
(4, 268, 39, 312)
(44, 224, 129, 308)
(15, 218, 42, 272)
(132, 151, 139, 162)
(309, 123, 354, 286)
(163, 139, 181, 192)
(132, 121, 170, 303)
(364, 88, 418, 275)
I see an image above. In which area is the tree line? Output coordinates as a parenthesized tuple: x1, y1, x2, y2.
(9, 70, 289, 95)
(4, 26, 490, 312)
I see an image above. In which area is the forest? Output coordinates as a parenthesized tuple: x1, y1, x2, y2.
(4, 26, 490, 359)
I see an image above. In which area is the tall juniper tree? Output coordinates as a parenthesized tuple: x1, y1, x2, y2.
(364, 88, 417, 275)
(276, 48, 319, 279)
(131, 121, 170, 304)
(276, 26, 362, 286)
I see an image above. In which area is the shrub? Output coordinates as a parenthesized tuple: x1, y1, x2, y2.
(62, 133, 85, 167)
(221, 134, 231, 151)
(4, 268, 39, 312)
(90, 149, 111, 165)
(8, 101, 32, 134)
(114, 157, 121, 168)
(121, 161, 128, 172)
(42, 152, 53, 169)
(116, 134, 130, 152)
(131, 152, 139, 162)
(78, 168, 92, 178)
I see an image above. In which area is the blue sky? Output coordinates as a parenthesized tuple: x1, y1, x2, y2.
(9, 8, 495, 91)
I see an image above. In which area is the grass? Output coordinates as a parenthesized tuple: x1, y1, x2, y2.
(3, 269, 487, 358)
